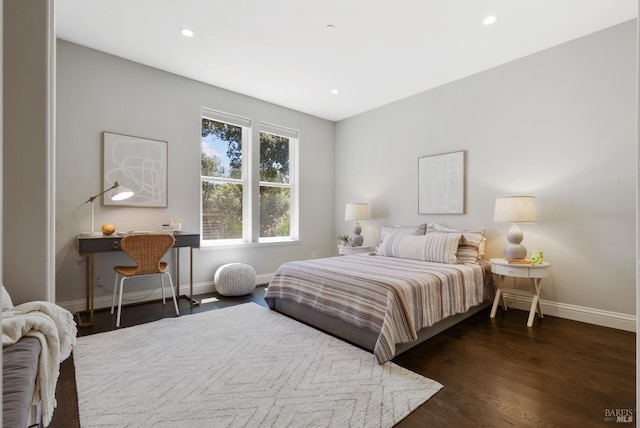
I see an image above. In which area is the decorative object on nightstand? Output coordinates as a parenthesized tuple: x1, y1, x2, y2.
(337, 234, 351, 246)
(489, 258, 550, 327)
(345, 203, 369, 246)
(80, 181, 133, 237)
(530, 250, 544, 265)
(338, 245, 371, 256)
(493, 196, 537, 260)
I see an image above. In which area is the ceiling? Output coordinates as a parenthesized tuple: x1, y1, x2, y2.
(56, 0, 637, 122)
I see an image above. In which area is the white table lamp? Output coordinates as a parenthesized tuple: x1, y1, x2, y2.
(494, 196, 537, 260)
(345, 203, 369, 246)
(80, 181, 134, 236)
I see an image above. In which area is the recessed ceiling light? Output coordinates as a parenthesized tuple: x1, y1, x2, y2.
(326, 24, 335, 30)
(181, 28, 194, 37)
(330, 89, 340, 95)
(483, 16, 497, 26)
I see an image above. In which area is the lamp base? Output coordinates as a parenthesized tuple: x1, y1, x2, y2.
(504, 244, 527, 261)
(80, 231, 104, 237)
(504, 223, 527, 260)
(351, 221, 364, 246)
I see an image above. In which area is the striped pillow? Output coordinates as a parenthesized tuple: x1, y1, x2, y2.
(376, 232, 462, 264)
(376, 224, 428, 253)
(426, 225, 486, 264)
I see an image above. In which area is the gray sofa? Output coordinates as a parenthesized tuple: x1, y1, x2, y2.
(3, 336, 42, 428)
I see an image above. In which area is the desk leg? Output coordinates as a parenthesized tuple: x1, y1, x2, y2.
(77, 254, 95, 327)
(176, 246, 199, 306)
(176, 246, 180, 302)
(189, 246, 199, 306)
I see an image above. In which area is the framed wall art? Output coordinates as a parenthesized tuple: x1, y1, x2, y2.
(418, 150, 465, 214)
(103, 132, 168, 207)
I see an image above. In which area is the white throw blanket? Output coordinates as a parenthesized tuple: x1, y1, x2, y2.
(2, 301, 77, 427)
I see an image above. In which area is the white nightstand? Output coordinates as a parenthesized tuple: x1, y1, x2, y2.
(489, 258, 551, 327)
(337, 245, 371, 256)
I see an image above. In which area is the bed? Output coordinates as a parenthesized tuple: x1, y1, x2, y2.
(265, 225, 494, 364)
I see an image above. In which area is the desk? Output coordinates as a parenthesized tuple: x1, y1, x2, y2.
(77, 233, 200, 327)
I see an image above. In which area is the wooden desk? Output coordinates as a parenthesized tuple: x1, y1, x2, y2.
(77, 233, 200, 327)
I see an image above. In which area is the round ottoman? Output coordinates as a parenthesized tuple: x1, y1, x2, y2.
(214, 263, 256, 296)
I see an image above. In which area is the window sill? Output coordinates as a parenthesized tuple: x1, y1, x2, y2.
(200, 239, 300, 250)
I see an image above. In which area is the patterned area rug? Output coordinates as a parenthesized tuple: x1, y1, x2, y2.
(74, 303, 441, 427)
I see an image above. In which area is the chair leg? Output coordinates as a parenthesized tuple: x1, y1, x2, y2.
(111, 274, 119, 315)
(116, 277, 126, 328)
(160, 274, 166, 305)
(166, 273, 179, 316)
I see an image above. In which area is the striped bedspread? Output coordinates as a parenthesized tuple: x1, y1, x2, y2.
(265, 253, 489, 363)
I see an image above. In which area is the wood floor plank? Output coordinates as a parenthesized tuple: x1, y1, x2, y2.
(50, 287, 636, 427)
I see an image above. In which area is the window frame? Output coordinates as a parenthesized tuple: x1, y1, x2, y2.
(200, 109, 250, 246)
(258, 122, 299, 243)
(200, 109, 299, 247)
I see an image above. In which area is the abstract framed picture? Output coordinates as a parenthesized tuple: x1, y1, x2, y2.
(418, 150, 465, 214)
(103, 132, 168, 207)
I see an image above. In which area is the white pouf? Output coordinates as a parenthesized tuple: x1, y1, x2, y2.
(214, 263, 257, 296)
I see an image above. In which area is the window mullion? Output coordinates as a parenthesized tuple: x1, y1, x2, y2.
(242, 128, 254, 242)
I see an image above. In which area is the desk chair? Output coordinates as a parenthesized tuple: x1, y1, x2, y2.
(111, 233, 179, 327)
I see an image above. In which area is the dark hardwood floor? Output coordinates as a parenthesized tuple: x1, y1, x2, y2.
(51, 286, 636, 427)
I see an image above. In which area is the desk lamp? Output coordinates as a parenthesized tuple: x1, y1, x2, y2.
(493, 196, 537, 260)
(345, 203, 369, 246)
(80, 181, 134, 236)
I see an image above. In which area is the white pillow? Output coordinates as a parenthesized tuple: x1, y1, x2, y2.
(1, 283, 15, 311)
(377, 232, 461, 264)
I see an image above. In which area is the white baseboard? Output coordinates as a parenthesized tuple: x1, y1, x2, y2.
(58, 273, 275, 314)
(58, 272, 635, 333)
(503, 296, 636, 332)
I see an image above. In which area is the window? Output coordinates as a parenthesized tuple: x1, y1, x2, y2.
(201, 110, 249, 243)
(200, 109, 298, 245)
(259, 123, 298, 241)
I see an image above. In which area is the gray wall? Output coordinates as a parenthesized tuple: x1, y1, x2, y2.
(54, 20, 639, 326)
(56, 40, 335, 305)
(335, 21, 637, 319)
(3, 0, 55, 304)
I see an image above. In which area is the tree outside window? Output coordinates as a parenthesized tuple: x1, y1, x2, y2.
(201, 118, 244, 240)
(260, 131, 291, 238)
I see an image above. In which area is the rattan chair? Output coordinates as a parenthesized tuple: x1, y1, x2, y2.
(111, 233, 179, 327)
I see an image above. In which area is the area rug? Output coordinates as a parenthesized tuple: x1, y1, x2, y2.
(74, 303, 441, 427)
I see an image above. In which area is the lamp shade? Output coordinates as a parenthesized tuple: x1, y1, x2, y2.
(111, 186, 134, 201)
(345, 203, 369, 221)
(493, 196, 537, 223)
